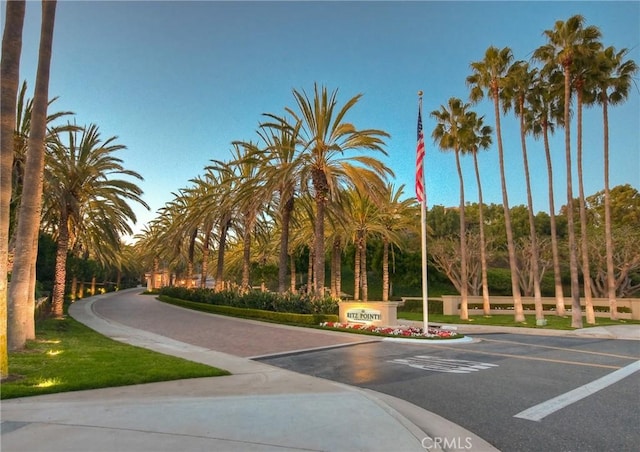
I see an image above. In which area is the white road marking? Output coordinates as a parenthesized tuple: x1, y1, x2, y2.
(514, 360, 640, 422)
(389, 355, 499, 374)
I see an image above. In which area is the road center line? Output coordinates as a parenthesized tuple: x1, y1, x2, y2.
(479, 337, 640, 360)
(514, 360, 640, 422)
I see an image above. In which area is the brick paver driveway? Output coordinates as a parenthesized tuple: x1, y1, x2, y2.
(92, 289, 374, 357)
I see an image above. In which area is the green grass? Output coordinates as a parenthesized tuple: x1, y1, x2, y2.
(1, 315, 229, 400)
(398, 311, 640, 330)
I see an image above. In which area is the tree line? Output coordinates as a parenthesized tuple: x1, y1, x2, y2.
(137, 14, 637, 330)
(1, 6, 637, 382)
(1, 0, 148, 378)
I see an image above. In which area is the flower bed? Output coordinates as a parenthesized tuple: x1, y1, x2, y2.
(319, 322, 462, 339)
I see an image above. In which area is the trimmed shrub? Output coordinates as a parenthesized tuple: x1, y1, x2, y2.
(158, 295, 339, 325)
(158, 287, 339, 315)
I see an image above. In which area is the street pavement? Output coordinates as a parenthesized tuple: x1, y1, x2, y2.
(2, 289, 637, 452)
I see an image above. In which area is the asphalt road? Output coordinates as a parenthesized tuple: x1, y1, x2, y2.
(258, 334, 640, 452)
(93, 291, 640, 451)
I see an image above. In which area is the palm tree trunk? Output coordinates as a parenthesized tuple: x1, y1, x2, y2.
(361, 235, 368, 302)
(563, 67, 583, 328)
(215, 216, 229, 292)
(542, 119, 565, 316)
(289, 253, 297, 293)
(312, 169, 328, 297)
(241, 221, 251, 291)
(472, 152, 490, 316)
(200, 225, 211, 288)
(186, 228, 197, 289)
(1, 0, 25, 376)
(576, 90, 595, 324)
(278, 195, 293, 293)
(70, 276, 77, 301)
(307, 245, 313, 294)
(492, 88, 524, 322)
(455, 149, 469, 320)
(335, 242, 342, 298)
(382, 237, 390, 302)
(354, 234, 361, 300)
(518, 104, 544, 321)
(330, 237, 340, 297)
(51, 212, 69, 317)
(8, 0, 56, 350)
(601, 96, 617, 319)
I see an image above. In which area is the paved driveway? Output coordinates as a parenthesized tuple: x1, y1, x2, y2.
(92, 289, 375, 358)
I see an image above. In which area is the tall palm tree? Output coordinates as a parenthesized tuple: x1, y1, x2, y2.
(1, 0, 25, 376)
(528, 67, 566, 316)
(227, 143, 270, 291)
(286, 83, 391, 296)
(466, 112, 493, 316)
(249, 115, 302, 293)
(378, 183, 419, 302)
(202, 161, 238, 291)
(502, 61, 544, 322)
(467, 46, 525, 323)
(186, 174, 219, 288)
(10, 82, 73, 240)
(44, 123, 147, 317)
(574, 48, 603, 325)
(344, 187, 384, 302)
(431, 97, 474, 320)
(593, 46, 638, 319)
(8, 0, 56, 350)
(534, 15, 602, 328)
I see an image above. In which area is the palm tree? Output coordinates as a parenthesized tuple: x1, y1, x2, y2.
(8, 0, 57, 350)
(248, 115, 302, 293)
(466, 112, 493, 316)
(186, 174, 220, 288)
(528, 67, 566, 316)
(593, 46, 638, 319)
(344, 187, 383, 302)
(43, 123, 147, 317)
(467, 46, 525, 323)
(574, 47, 603, 325)
(226, 143, 270, 291)
(285, 83, 391, 296)
(534, 15, 602, 328)
(1, 0, 26, 376)
(431, 97, 474, 320)
(502, 61, 544, 322)
(378, 183, 419, 302)
(201, 162, 237, 291)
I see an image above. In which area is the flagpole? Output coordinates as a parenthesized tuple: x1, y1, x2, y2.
(417, 91, 429, 333)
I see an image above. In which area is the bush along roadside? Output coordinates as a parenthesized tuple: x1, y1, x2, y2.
(158, 289, 339, 326)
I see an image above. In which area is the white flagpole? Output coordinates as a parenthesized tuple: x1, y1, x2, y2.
(417, 91, 429, 333)
(421, 189, 429, 333)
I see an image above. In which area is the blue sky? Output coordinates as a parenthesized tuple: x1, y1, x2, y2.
(6, 0, 640, 237)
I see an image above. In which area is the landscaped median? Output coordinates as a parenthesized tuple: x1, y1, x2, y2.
(157, 290, 465, 340)
(319, 322, 462, 339)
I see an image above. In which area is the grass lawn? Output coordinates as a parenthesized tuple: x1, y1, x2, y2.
(398, 311, 640, 330)
(1, 315, 229, 400)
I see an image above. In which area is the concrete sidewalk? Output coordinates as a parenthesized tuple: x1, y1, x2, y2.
(1, 293, 497, 452)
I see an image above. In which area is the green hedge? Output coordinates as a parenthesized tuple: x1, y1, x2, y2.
(159, 286, 339, 315)
(400, 298, 444, 315)
(159, 295, 339, 325)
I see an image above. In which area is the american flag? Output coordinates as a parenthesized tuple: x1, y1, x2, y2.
(415, 104, 425, 203)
